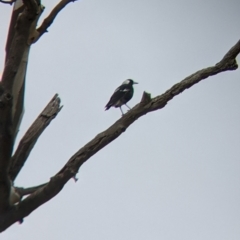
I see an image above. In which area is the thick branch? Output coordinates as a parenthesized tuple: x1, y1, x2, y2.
(10, 3, 43, 140)
(35, 0, 76, 42)
(5, 0, 25, 61)
(0, 0, 41, 213)
(9, 94, 62, 181)
(0, 92, 13, 213)
(0, 39, 239, 231)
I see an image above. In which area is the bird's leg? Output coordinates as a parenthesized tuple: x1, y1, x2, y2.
(125, 103, 131, 110)
(120, 106, 124, 116)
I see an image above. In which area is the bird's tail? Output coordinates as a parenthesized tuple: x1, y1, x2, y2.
(105, 105, 111, 111)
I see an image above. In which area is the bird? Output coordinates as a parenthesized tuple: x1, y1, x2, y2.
(105, 79, 138, 115)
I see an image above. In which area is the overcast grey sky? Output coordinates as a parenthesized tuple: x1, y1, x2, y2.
(1, 0, 240, 239)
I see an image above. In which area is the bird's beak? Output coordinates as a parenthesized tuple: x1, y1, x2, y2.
(133, 81, 138, 84)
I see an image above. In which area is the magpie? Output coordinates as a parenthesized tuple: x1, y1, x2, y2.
(105, 79, 138, 115)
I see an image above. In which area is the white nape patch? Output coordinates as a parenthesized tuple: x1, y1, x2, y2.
(122, 79, 130, 85)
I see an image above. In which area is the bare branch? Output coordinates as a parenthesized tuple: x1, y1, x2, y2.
(5, 0, 25, 61)
(0, 39, 239, 231)
(9, 182, 46, 205)
(220, 39, 240, 62)
(0, 172, 70, 231)
(0, 0, 42, 213)
(0, 92, 14, 213)
(9, 94, 62, 181)
(35, 0, 76, 42)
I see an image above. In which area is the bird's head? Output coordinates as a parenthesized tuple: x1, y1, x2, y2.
(122, 79, 138, 85)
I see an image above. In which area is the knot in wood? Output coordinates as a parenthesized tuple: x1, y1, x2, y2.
(0, 93, 12, 108)
(228, 59, 238, 70)
(5, 93, 12, 101)
(118, 124, 126, 132)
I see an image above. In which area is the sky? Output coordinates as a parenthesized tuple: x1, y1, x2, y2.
(0, 0, 240, 239)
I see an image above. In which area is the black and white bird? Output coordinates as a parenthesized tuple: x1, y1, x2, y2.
(105, 79, 138, 115)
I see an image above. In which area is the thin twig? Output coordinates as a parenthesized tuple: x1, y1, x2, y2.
(35, 0, 76, 42)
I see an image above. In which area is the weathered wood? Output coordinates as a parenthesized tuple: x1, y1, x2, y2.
(0, 0, 41, 213)
(9, 94, 62, 181)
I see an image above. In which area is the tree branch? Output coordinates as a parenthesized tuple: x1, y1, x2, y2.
(34, 0, 76, 43)
(9, 94, 62, 182)
(8, 182, 46, 206)
(14, 183, 47, 200)
(0, 91, 13, 213)
(0, 0, 41, 213)
(0, 39, 239, 232)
